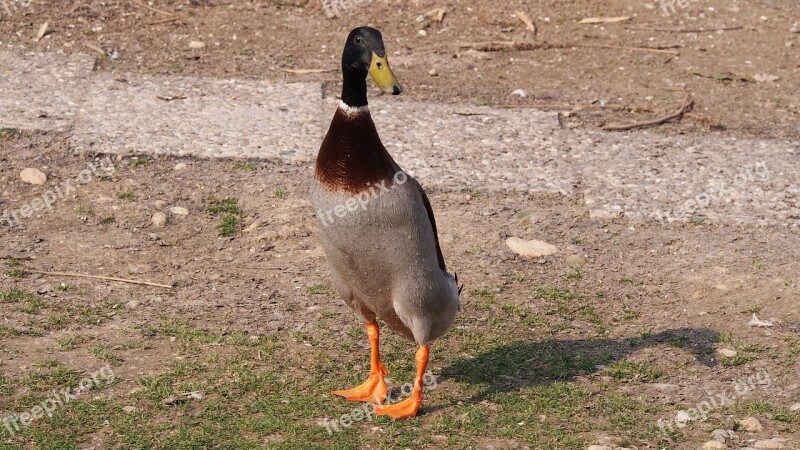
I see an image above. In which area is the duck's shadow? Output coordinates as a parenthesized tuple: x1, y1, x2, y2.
(438, 327, 718, 402)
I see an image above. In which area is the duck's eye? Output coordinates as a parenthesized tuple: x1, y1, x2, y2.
(354, 36, 363, 44)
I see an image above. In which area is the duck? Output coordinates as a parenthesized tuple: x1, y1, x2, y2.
(309, 26, 461, 420)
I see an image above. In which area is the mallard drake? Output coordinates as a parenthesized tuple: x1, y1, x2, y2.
(309, 27, 461, 420)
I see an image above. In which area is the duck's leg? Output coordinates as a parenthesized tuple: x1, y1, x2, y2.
(375, 345, 429, 419)
(332, 321, 389, 403)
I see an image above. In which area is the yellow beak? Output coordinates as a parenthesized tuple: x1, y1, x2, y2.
(368, 52, 403, 95)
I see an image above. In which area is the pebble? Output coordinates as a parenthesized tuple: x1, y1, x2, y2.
(702, 441, 727, 449)
(565, 254, 587, 268)
(125, 300, 140, 309)
(753, 438, 787, 449)
(428, 68, 439, 77)
(153, 200, 167, 209)
(790, 22, 799, 33)
(505, 237, 558, 257)
(510, 88, 527, 98)
(789, 403, 800, 411)
(122, 405, 136, 413)
(737, 417, 763, 432)
(19, 168, 47, 185)
(174, 163, 187, 171)
(170, 206, 189, 216)
(711, 429, 733, 442)
(586, 446, 611, 450)
(188, 40, 206, 49)
(717, 348, 738, 358)
(244, 221, 261, 233)
(749, 314, 773, 327)
(151, 212, 168, 228)
(417, 29, 427, 36)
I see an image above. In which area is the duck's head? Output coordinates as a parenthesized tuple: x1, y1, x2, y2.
(341, 27, 403, 103)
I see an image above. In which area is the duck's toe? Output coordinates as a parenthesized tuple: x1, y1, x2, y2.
(375, 391, 422, 420)
(331, 369, 388, 403)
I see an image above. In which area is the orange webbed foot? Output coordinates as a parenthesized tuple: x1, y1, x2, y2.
(332, 362, 388, 403)
(375, 391, 422, 420)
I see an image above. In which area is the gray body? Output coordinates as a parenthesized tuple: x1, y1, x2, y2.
(310, 145, 459, 345)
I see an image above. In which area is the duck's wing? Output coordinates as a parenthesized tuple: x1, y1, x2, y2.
(415, 182, 446, 272)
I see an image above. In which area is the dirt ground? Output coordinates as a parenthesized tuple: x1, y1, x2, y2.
(1, 1, 800, 449)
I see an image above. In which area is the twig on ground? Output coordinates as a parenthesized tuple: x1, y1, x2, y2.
(515, 11, 537, 35)
(280, 68, 334, 74)
(496, 103, 630, 111)
(28, 270, 173, 289)
(626, 25, 743, 33)
(602, 94, 694, 131)
(149, 17, 180, 25)
(130, 0, 175, 17)
(84, 42, 107, 56)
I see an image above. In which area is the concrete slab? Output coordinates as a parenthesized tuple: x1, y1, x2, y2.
(71, 74, 324, 162)
(0, 51, 95, 131)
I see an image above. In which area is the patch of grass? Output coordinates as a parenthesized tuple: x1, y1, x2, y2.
(89, 344, 122, 365)
(668, 335, 690, 348)
(129, 157, 150, 168)
(217, 215, 238, 237)
(621, 303, 640, 320)
(307, 284, 336, 296)
(5, 268, 24, 277)
(751, 256, 768, 270)
(0, 127, 19, 139)
(721, 353, 756, 367)
(747, 305, 762, 314)
(0, 289, 45, 313)
(605, 360, 664, 382)
(234, 161, 257, 171)
(99, 216, 115, 224)
(535, 285, 578, 302)
(565, 268, 583, 280)
(116, 191, 135, 201)
(56, 335, 89, 351)
(206, 196, 242, 215)
(274, 188, 287, 199)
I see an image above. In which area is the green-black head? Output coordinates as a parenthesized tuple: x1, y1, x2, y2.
(340, 27, 403, 106)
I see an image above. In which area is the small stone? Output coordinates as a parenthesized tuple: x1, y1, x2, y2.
(20, 168, 47, 185)
(417, 29, 427, 36)
(586, 446, 612, 450)
(428, 68, 439, 77)
(753, 438, 787, 449)
(153, 200, 167, 209)
(505, 237, 558, 257)
(749, 314, 773, 327)
(565, 254, 587, 268)
(790, 22, 799, 33)
(702, 440, 727, 449)
(789, 402, 800, 411)
(291, 154, 310, 164)
(244, 221, 261, 233)
(125, 300, 140, 309)
(754, 74, 780, 83)
(174, 163, 187, 171)
(188, 40, 206, 49)
(147, 233, 160, 241)
(711, 429, 731, 442)
(737, 417, 763, 432)
(122, 405, 136, 413)
(511, 88, 527, 98)
(170, 206, 189, 216)
(151, 212, 168, 228)
(717, 348, 738, 358)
